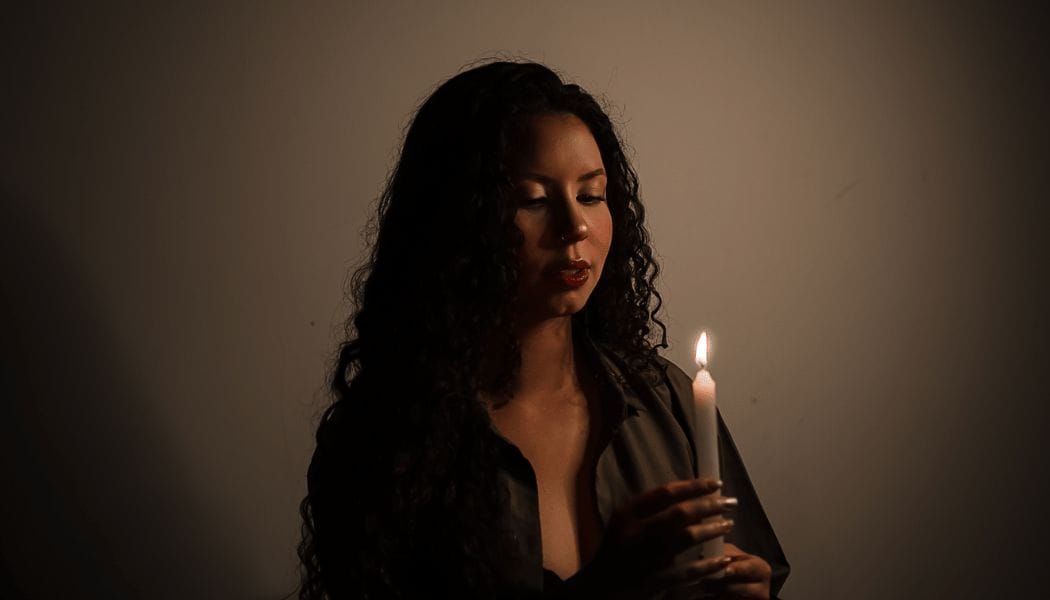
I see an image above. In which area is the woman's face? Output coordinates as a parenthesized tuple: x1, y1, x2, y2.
(507, 113, 613, 322)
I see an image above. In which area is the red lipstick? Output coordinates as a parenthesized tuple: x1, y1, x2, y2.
(554, 259, 591, 289)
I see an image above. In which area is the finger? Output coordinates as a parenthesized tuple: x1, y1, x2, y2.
(721, 554, 772, 584)
(642, 554, 734, 595)
(667, 518, 734, 556)
(644, 495, 737, 532)
(624, 478, 722, 519)
(705, 555, 772, 600)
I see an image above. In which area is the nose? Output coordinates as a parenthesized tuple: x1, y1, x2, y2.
(559, 223, 588, 243)
(557, 203, 589, 244)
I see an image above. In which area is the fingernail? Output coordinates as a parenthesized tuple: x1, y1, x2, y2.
(718, 497, 738, 508)
(721, 518, 734, 530)
(719, 555, 732, 565)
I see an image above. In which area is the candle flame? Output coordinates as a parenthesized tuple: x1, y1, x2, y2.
(695, 331, 709, 368)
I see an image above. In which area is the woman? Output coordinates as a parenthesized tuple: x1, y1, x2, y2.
(298, 60, 789, 599)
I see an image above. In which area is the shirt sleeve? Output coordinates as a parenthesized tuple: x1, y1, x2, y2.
(717, 410, 791, 598)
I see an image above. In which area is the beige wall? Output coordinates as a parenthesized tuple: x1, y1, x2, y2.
(2, 2, 1046, 598)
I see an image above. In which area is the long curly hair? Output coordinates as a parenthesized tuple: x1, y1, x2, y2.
(296, 60, 667, 600)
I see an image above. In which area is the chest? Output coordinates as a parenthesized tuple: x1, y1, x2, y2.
(491, 400, 589, 474)
(488, 396, 607, 578)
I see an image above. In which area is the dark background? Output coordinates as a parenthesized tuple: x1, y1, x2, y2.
(3, 2, 1047, 598)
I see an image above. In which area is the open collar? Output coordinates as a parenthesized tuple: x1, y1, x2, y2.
(576, 329, 649, 415)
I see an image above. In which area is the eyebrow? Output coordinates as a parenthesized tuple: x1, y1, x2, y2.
(517, 168, 606, 184)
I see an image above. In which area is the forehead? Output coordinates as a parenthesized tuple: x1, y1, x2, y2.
(507, 113, 605, 176)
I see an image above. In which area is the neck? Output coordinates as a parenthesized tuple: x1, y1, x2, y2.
(512, 315, 580, 402)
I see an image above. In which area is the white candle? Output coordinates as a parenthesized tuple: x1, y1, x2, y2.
(692, 331, 723, 561)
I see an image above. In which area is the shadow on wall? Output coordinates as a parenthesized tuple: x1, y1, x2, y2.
(0, 190, 256, 598)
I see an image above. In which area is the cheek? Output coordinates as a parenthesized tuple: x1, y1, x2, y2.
(513, 216, 546, 271)
(592, 209, 614, 260)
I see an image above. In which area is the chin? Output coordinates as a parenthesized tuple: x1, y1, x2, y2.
(547, 290, 593, 316)
(515, 278, 599, 321)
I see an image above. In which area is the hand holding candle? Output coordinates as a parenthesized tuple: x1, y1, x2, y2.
(692, 331, 724, 562)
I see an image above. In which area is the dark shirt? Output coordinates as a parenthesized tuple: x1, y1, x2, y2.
(307, 333, 790, 599)
(492, 332, 790, 598)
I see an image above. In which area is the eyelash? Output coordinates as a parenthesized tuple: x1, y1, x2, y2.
(521, 195, 607, 209)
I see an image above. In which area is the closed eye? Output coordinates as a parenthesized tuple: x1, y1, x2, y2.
(518, 195, 606, 210)
(519, 197, 548, 210)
